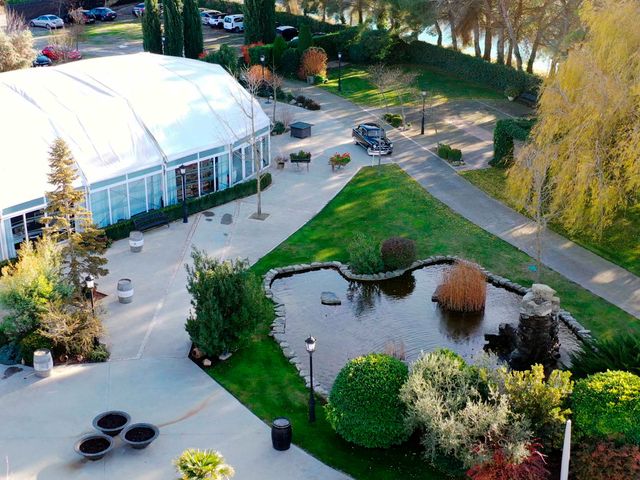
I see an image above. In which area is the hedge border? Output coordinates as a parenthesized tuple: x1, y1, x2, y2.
(492, 118, 536, 167)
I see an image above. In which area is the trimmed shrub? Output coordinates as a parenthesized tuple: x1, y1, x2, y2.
(449, 148, 462, 163)
(272, 35, 287, 68)
(325, 353, 411, 448)
(246, 42, 271, 66)
(573, 370, 640, 444)
(202, 43, 239, 76)
(570, 334, 640, 378)
(313, 28, 358, 59)
(380, 237, 416, 271)
(437, 143, 452, 159)
(383, 113, 403, 128)
(573, 442, 640, 480)
(19, 331, 53, 366)
(298, 47, 327, 80)
(280, 48, 300, 77)
(435, 261, 487, 312)
(492, 118, 536, 167)
(87, 344, 110, 363)
(271, 121, 285, 135)
(348, 232, 383, 274)
(296, 23, 313, 54)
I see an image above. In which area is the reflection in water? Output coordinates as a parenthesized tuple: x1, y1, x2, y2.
(271, 266, 581, 390)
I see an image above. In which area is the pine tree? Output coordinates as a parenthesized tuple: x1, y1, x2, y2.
(182, 0, 203, 59)
(142, 0, 163, 54)
(243, 0, 275, 44)
(42, 138, 108, 292)
(163, 0, 184, 57)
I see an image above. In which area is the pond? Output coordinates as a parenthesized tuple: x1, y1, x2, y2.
(270, 265, 581, 390)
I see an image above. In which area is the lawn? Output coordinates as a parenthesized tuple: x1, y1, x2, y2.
(208, 164, 638, 479)
(461, 167, 640, 278)
(83, 21, 143, 42)
(321, 65, 504, 107)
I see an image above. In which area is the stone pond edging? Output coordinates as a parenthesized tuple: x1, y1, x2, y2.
(262, 256, 593, 398)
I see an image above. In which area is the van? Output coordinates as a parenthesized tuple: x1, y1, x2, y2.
(223, 14, 243, 32)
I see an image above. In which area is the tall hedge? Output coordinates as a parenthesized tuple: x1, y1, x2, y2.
(492, 117, 536, 167)
(163, 0, 184, 57)
(142, 0, 163, 54)
(243, 0, 275, 44)
(183, 0, 203, 59)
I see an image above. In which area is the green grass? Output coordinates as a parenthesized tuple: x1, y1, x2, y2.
(461, 167, 640, 278)
(84, 21, 143, 41)
(208, 165, 638, 480)
(321, 65, 503, 107)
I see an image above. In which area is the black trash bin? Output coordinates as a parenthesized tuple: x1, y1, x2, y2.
(271, 417, 292, 451)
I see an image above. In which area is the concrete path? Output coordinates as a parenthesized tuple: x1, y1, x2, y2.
(287, 81, 640, 319)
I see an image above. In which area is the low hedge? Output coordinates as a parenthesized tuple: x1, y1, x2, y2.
(492, 117, 536, 167)
(104, 173, 272, 241)
(274, 12, 344, 33)
(381, 236, 416, 270)
(407, 41, 541, 95)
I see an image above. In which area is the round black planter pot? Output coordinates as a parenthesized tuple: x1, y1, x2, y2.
(74, 433, 114, 461)
(121, 423, 159, 449)
(92, 410, 131, 437)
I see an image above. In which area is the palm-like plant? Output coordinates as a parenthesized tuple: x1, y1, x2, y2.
(174, 449, 235, 480)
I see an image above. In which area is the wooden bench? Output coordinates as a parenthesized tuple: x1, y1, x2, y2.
(517, 92, 538, 108)
(132, 210, 169, 231)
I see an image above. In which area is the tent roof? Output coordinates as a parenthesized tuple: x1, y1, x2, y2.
(0, 53, 269, 214)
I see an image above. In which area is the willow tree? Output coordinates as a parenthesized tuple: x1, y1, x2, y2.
(142, 0, 163, 54)
(507, 0, 640, 240)
(163, 0, 184, 57)
(183, 0, 203, 59)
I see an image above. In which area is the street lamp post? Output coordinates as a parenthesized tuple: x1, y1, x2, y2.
(337, 52, 343, 92)
(260, 54, 266, 82)
(179, 164, 188, 223)
(305, 336, 316, 423)
(420, 91, 427, 135)
(85, 274, 95, 316)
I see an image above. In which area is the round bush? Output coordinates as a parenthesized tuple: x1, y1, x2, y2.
(573, 370, 640, 443)
(325, 353, 410, 448)
(380, 237, 417, 271)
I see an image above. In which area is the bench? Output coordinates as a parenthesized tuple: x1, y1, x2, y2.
(517, 92, 538, 108)
(132, 210, 169, 231)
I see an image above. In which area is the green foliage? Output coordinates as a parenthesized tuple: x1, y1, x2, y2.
(19, 331, 53, 367)
(163, 0, 184, 57)
(437, 143, 452, 159)
(325, 353, 411, 448)
(174, 449, 235, 479)
(142, 0, 163, 54)
(407, 40, 541, 94)
(183, 0, 203, 59)
(297, 24, 313, 54)
(185, 250, 270, 357)
(449, 148, 462, 162)
(348, 232, 383, 274)
(380, 236, 416, 271)
(573, 442, 640, 480)
(383, 113, 403, 128)
(505, 85, 521, 98)
(573, 370, 640, 444)
(204, 44, 238, 76)
(313, 28, 359, 59)
(103, 174, 272, 241)
(271, 121, 285, 135)
(491, 118, 536, 167)
(247, 43, 273, 66)
(243, 0, 275, 44)
(87, 344, 110, 363)
(349, 29, 393, 63)
(280, 48, 300, 77)
(272, 35, 287, 68)
(571, 334, 640, 378)
(499, 365, 573, 449)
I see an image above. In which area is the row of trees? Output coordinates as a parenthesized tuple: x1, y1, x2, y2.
(142, 0, 203, 58)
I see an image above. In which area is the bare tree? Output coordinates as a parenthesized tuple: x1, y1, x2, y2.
(68, 8, 87, 50)
(368, 63, 397, 115)
(268, 68, 284, 125)
(393, 70, 418, 129)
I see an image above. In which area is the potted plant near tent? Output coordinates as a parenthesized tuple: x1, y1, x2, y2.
(329, 152, 351, 171)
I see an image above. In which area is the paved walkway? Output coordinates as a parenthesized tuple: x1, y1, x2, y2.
(286, 81, 640, 319)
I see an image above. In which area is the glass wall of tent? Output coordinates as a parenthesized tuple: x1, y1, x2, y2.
(1, 206, 46, 259)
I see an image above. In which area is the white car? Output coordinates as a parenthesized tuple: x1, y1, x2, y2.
(223, 14, 243, 32)
(200, 10, 221, 25)
(29, 15, 64, 29)
(207, 13, 226, 28)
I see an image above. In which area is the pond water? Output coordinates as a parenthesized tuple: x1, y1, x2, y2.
(271, 265, 580, 390)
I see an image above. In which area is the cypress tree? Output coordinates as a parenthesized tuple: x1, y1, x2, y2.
(297, 23, 312, 54)
(142, 0, 163, 54)
(272, 34, 287, 68)
(163, 0, 184, 57)
(243, 0, 275, 44)
(183, 0, 203, 59)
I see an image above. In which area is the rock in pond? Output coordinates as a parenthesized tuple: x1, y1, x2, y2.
(321, 292, 341, 305)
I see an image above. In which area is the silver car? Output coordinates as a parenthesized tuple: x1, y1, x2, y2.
(29, 14, 64, 29)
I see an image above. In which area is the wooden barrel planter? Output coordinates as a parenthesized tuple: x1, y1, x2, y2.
(74, 433, 114, 461)
(271, 417, 292, 451)
(33, 349, 53, 378)
(117, 279, 134, 304)
(121, 423, 159, 449)
(129, 231, 144, 253)
(92, 410, 131, 437)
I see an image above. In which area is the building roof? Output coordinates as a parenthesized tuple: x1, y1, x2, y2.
(0, 53, 270, 214)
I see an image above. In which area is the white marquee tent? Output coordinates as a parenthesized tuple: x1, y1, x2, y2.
(0, 53, 271, 260)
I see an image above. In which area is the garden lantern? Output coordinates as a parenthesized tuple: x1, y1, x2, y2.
(178, 164, 188, 223)
(337, 52, 343, 92)
(305, 335, 316, 422)
(85, 274, 95, 315)
(421, 91, 427, 135)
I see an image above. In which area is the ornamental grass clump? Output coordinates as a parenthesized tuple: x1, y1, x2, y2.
(435, 261, 486, 312)
(570, 333, 640, 378)
(174, 449, 235, 480)
(325, 353, 411, 448)
(348, 232, 383, 274)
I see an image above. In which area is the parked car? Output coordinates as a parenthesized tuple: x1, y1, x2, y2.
(352, 123, 394, 155)
(223, 14, 243, 32)
(42, 45, 82, 62)
(207, 12, 227, 28)
(200, 9, 221, 24)
(275, 25, 297, 41)
(132, 3, 145, 17)
(63, 10, 95, 24)
(89, 7, 117, 21)
(29, 15, 64, 29)
(32, 54, 52, 67)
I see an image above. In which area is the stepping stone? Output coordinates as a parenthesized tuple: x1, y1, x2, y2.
(221, 213, 233, 225)
(2, 366, 23, 379)
(321, 291, 341, 305)
(203, 211, 215, 217)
